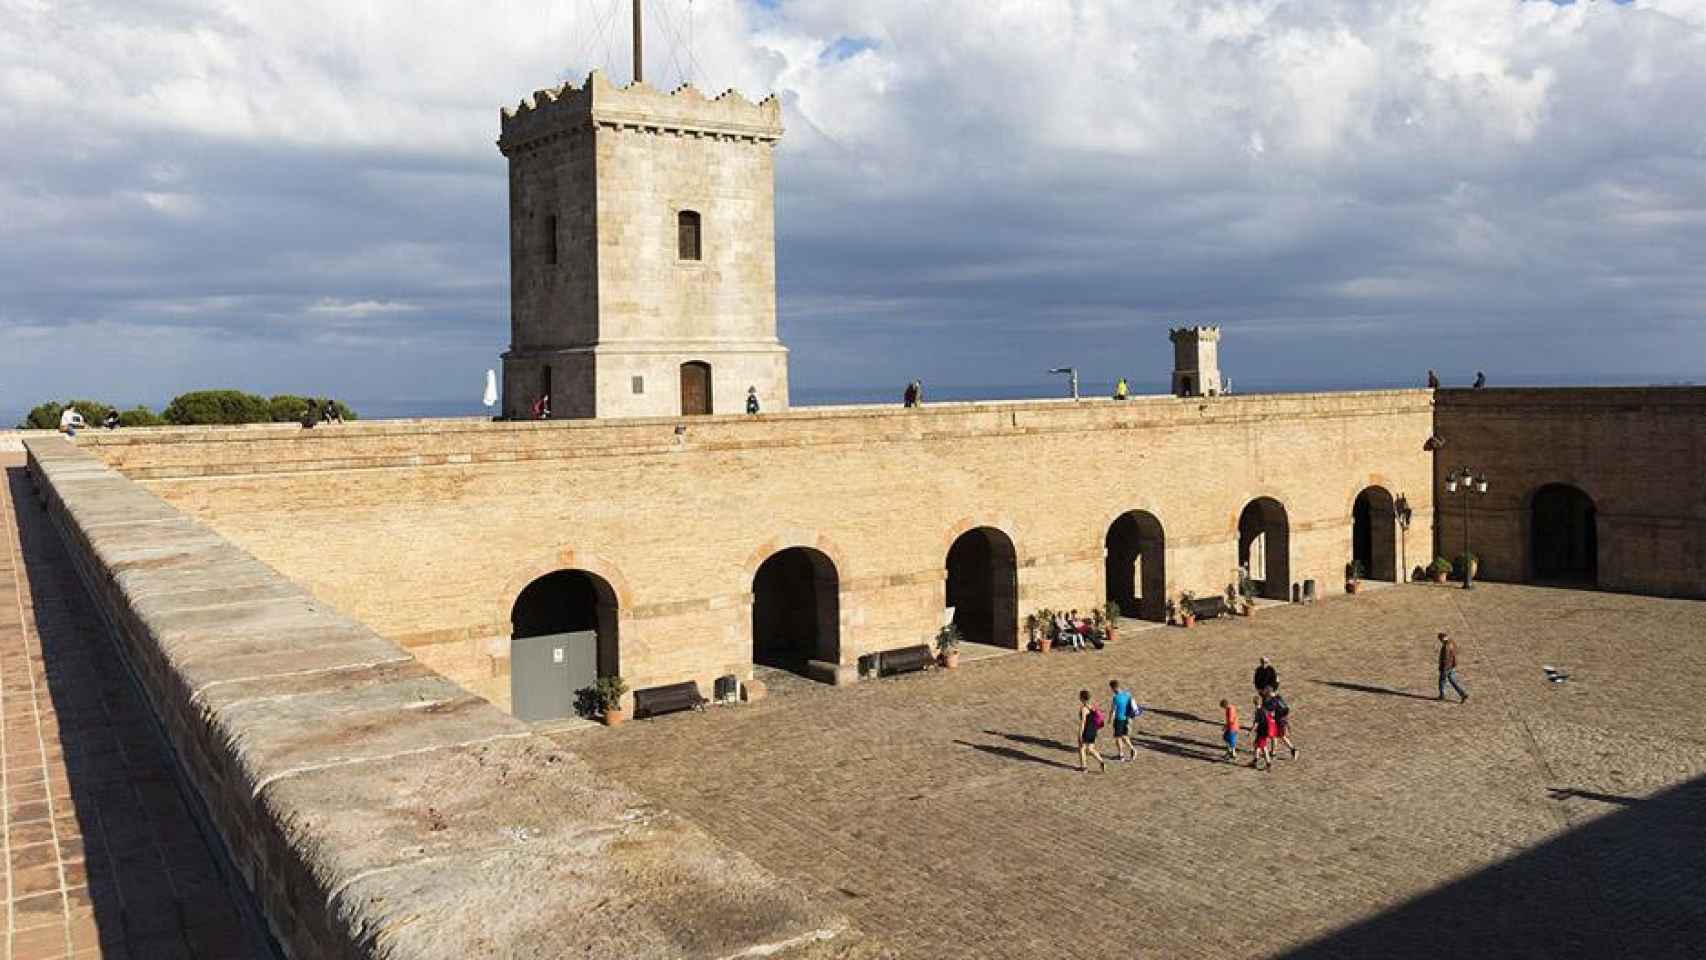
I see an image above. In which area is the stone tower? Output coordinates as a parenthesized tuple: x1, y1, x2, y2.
(1169, 326, 1223, 397)
(497, 71, 789, 419)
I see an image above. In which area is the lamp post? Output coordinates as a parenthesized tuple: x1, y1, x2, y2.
(1048, 367, 1080, 401)
(1444, 468, 1489, 589)
(1394, 493, 1413, 580)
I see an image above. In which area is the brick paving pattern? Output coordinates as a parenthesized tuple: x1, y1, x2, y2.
(568, 583, 1706, 959)
(0, 457, 271, 960)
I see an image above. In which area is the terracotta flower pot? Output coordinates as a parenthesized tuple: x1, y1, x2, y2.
(1181, 615, 1195, 629)
(603, 707, 627, 727)
(1345, 580, 1360, 594)
(941, 652, 960, 670)
(1431, 571, 1448, 584)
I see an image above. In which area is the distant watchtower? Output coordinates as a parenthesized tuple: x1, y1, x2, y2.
(497, 71, 789, 419)
(1169, 326, 1223, 398)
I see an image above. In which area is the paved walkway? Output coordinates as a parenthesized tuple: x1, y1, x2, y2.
(568, 582, 1706, 959)
(1, 457, 271, 959)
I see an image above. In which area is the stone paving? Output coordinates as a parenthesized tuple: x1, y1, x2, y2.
(567, 582, 1706, 959)
(0, 457, 271, 960)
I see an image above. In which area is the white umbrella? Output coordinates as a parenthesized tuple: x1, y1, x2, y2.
(482, 370, 497, 408)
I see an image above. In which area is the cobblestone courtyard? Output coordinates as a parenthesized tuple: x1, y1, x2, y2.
(567, 583, 1706, 959)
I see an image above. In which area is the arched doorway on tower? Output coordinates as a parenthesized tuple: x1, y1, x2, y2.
(945, 527, 1019, 648)
(1531, 483, 1598, 585)
(1352, 486, 1398, 582)
(1239, 497, 1291, 601)
(1105, 511, 1167, 622)
(508, 569, 619, 722)
(680, 361, 713, 415)
(752, 547, 840, 680)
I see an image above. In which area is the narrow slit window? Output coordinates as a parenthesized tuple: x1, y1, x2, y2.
(544, 215, 559, 265)
(678, 210, 701, 261)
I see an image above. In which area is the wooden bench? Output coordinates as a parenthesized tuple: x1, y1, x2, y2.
(632, 681, 708, 719)
(1193, 596, 1229, 620)
(879, 645, 935, 677)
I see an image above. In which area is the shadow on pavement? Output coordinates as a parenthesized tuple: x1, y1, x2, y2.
(953, 740, 1080, 772)
(1312, 679, 1438, 701)
(982, 730, 1076, 754)
(1280, 773, 1706, 959)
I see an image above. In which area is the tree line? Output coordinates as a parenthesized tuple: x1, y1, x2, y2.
(16, 391, 358, 429)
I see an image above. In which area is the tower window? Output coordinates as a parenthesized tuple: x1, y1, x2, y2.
(544, 215, 559, 265)
(678, 210, 702, 261)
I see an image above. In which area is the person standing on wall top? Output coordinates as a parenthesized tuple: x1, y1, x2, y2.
(1253, 656, 1278, 697)
(1426, 369, 1440, 389)
(1438, 632, 1469, 703)
(58, 404, 85, 438)
(1114, 377, 1129, 400)
(531, 393, 551, 419)
(102, 410, 120, 430)
(1472, 371, 1486, 389)
(746, 386, 760, 415)
(322, 399, 343, 424)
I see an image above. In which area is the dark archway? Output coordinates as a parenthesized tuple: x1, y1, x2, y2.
(509, 570, 619, 721)
(752, 547, 840, 678)
(680, 361, 712, 415)
(946, 527, 1019, 648)
(1105, 511, 1167, 621)
(1352, 486, 1398, 582)
(1531, 484, 1598, 584)
(1238, 497, 1291, 601)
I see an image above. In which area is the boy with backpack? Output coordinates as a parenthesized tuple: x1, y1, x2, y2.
(1108, 679, 1143, 762)
(1221, 699, 1239, 761)
(1263, 689, 1299, 760)
(1076, 689, 1108, 773)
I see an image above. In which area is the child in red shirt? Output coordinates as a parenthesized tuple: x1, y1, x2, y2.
(1250, 695, 1275, 771)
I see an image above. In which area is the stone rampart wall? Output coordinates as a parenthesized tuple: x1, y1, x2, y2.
(22, 436, 861, 959)
(85, 392, 1439, 710)
(1434, 387, 1706, 597)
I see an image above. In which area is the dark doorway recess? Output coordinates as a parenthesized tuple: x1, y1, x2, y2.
(1352, 486, 1398, 581)
(1105, 510, 1167, 621)
(1238, 497, 1291, 601)
(680, 361, 712, 415)
(1531, 483, 1597, 584)
(509, 569, 619, 721)
(946, 527, 1019, 647)
(752, 547, 840, 679)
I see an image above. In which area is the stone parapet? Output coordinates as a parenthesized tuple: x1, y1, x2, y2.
(499, 69, 782, 155)
(21, 436, 867, 959)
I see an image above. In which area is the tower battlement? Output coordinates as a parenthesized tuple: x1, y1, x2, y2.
(1168, 326, 1223, 397)
(498, 69, 782, 155)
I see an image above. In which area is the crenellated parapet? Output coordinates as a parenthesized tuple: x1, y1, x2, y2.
(1169, 325, 1221, 343)
(498, 69, 783, 155)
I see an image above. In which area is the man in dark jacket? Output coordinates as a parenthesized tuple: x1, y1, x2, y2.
(1253, 656, 1278, 695)
(1438, 632, 1469, 703)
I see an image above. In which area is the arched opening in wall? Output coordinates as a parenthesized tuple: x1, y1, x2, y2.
(752, 547, 840, 680)
(1531, 484, 1598, 585)
(945, 527, 1019, 648)
(1179, 376, 1194, 398)
(680, 361, 712, 415)
(1104, 511, 1167, 622)
(1352, 486, 1398, 582)
(1238, 498, 1291, 601)
(508, 570, 618, 722)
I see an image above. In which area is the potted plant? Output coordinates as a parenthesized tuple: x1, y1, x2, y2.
(1345, 560, 1364, 594)
(1100, 602, 1121, 643)
(1428, 557, 1452, 585)
(1237, 566, 1256, 615)
(1035, 607, 1055, 652)
(593, 675, 629, 727)
(1024, 611, 1043, 652)
(1176, 591, 1197, 628)
(935, 623, 963, 669)
(1455, 552, 1479, 583)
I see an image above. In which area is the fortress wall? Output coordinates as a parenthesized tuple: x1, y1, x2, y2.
(1434, 387, 1706, 598)
(20, 436, 863, 959)
(104, 392, 1438, 709)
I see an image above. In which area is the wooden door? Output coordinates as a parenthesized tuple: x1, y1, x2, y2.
(680, 361, 712, 415)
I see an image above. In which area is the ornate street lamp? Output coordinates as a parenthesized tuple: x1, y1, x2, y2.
(1048, 367, 1080, 401)
(1394, 493, 1413, 578)
(1444, 468, 1489, 589)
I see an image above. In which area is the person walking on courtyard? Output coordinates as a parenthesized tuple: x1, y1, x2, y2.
(1253, 656, 1278, 697)
(1076, 690, 1108, 773)
(1114, 377, 1129, 401)
(1426, 369, 1440, 389)
(1250, 695, 1275, 771)
(1221, 699, 1239, 761)
(746, 386, 760, 415)
(1108, 679, 1139, 762)
(1472, 371, 1486, 389)
(1438, 632, 1469, 703)
(1263, 688, 1299, 759)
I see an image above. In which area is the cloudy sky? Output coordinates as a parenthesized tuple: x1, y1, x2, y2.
(2, 0, 1702, 417)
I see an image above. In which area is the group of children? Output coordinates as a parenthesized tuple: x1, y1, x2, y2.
(1072, 661, 1300, 774)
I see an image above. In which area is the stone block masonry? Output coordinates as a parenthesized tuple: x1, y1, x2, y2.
(22, 436, 874, 959)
